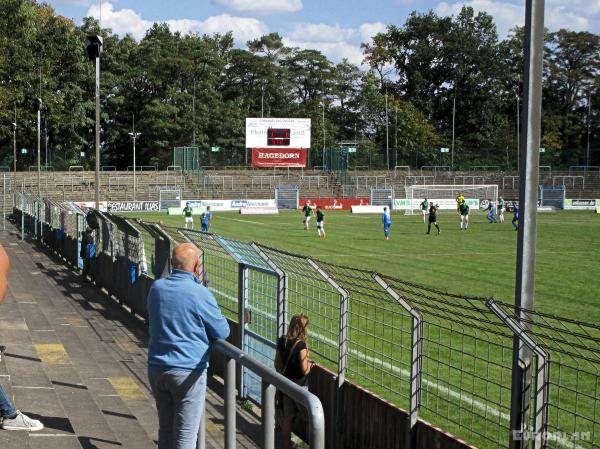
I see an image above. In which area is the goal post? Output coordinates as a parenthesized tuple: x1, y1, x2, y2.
(402, 184, 498, 215)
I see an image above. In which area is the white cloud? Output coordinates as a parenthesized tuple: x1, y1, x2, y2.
(288, 23, 356, 43)
(87, 2, 267, 43)
(283, 21, 389, 66)
(213, 0, 302, 15)
(283, 37, 365, 65)
(435, 0, 600, 37)
(358, 22, 387, 42)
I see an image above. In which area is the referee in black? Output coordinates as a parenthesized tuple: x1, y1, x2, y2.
(426, 202, 441, 235)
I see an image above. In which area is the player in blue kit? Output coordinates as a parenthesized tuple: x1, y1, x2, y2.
(382, 206, 392, 240)
(201, 206, 212, 232)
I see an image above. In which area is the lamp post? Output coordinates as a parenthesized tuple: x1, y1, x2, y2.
(385, 88, 389, 170)
(34, 98, 42, 197)
(11, 122, 16, 173)
(128, 117, 141, 202)
(85, 35, 103, 209)
(12, 103, 17, 173)
(587, 92, 591, 167)
(451, 86, 456, 171)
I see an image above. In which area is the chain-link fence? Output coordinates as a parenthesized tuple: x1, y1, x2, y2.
(10, 195, 599, 449)
(171, 228, 598, 449)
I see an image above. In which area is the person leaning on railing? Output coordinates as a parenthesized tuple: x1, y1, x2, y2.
(275, 314, 315, 449)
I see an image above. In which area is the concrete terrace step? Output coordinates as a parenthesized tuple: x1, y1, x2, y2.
(0, 227, 262, 449)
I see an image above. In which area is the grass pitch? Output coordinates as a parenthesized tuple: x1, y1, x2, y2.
(126, 209, 599, 323)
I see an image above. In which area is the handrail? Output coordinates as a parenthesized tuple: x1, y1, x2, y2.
(212, 339, 325, 449)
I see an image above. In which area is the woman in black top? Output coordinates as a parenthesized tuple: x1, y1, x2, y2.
(274, 314, 314, 449)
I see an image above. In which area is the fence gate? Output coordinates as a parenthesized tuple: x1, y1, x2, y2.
(370, 187, 394, 209)
(217, 239, 282, 403)
(173, 146, 199, 171)
(539, 185, 565, 209)
(275, 184, 299, 210)
(158, 189, 182, 211)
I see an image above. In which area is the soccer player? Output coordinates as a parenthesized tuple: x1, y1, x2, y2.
(426, 202, 441, 235)
(512, 205, 519, 230)
(459, 202, 469, 230)
(316, 206, 326, 238)
(182, 202, 194, 229)
(486, 200, 497, 223)
(420, 198, 429, 223)
(456, 192, 465, 214)
(382, 206, 392, 240)
(498, 197, 506, 223)
(201, 206, 212, 232)
(302, 201, 313, 230)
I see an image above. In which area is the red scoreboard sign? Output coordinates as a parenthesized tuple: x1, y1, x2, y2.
(251, 148, 307, 168)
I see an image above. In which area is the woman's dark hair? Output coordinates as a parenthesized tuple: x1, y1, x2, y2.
(286, 314, 309, 341)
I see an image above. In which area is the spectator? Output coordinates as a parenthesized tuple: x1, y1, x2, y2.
(275, 314, 314, 449)
(80, 227, 95, 280)
(0, 244, 44, 431)
(147, 243, 229, 449)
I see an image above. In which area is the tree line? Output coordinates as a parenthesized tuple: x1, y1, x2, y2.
(0, 0, 598, 170)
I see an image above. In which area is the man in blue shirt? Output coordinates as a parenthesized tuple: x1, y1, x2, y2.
(381, 206, 392, 240)
(200, 206, 212, 232)
(147, 242, 230, 449)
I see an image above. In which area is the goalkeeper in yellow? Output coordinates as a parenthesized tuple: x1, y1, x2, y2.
(456, 192, 465, 214)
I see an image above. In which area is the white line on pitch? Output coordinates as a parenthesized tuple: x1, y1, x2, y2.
(218, 217, 265, 225)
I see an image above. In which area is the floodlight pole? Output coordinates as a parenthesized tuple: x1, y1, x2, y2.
(586, 92, 591, 167)
(12, 104, 17, 173)
(129, 115, 141, 202)
(510, 1, 545, 448)
(95, 56, 100, 209)
(36, 100, 41, 197)
(45, 119, 48, 167)
(517, 95, 520, 171)
(385, 88, 389, 170)
(192, 77, 196, 146)
(451, 86, 456, 171)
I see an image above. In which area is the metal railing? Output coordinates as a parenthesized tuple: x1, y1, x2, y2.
(212, 339, 325, 449)
(503, 175, 520, 189)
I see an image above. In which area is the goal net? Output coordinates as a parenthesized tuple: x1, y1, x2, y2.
(370, 187, 394, 209)
(159, 189, 182, 211)
(403, 184, 498, 215)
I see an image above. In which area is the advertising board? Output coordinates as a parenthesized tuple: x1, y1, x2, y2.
(246, 118, 311, 149)
(300, 198, 370, 211)
(251, 148, 307, 168)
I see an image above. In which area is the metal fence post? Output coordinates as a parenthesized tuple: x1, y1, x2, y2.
(487, 299, 549, 449)
(307, 258, 349, 449)
(238, 263, 249, 397)
(251, 243, 287, 336)
(224, 354, 236, 449)
(262, 381, 276, 449)
(374, 274, 423, 449)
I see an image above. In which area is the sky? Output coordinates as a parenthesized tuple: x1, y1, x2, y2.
(48, 0, 600, 66)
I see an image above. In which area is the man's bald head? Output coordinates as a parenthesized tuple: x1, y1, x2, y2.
(171, 243, 202, 273)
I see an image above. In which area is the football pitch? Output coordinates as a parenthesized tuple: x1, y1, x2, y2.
(125, 209, 599, 323)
